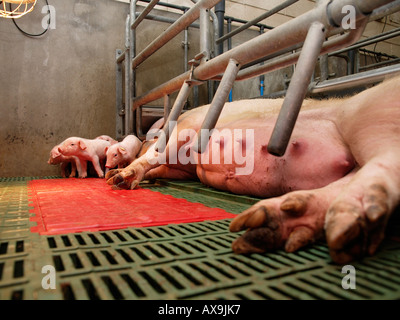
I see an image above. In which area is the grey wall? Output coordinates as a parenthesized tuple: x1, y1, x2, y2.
(0, 0, 131, 177)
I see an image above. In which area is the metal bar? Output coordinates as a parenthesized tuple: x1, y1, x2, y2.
(200, 7, 211, 63)
(310, 63, 400, 93)
(193, 59, 241, 154)
(132, 0, 221, 70)
(267, 22, 327, 157)
(124, 15, 131, 136)
(163, 94, 171, 122)
(129, 1, 137, 135)
(136, 106, 146, 140)
(116, 49, 124, 139)
(224, 15, 273, 30)
(140, 0, 188, 12)
(143, 13, 200, 27)
(215, 0, 225, 55)
(330, 28, 400, 56)
(155, 81, 193, 152)
(235, 18, 368, 81)
(132, 0, 159, 29)
(116, 50, 126, 63)
(359, 57, 400, 71)
(369, 0, 400, 21)
(216, 0, 298, 44)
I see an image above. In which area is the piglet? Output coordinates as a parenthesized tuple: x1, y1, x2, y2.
(48, 144, 82, 178)
(58, 137, 110, 178)
(105, 135, 142, 169)
(95, 135, 118, 145)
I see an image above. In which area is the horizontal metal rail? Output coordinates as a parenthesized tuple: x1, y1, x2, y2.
(216, 0, 298, 44)
(310, 63, 400, 93)
(133, 0, 395, 109)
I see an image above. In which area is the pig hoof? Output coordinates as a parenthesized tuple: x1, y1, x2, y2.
(325, 183, 390, 264)
(230, 191, 324, 255)
(106, 169, 121, 181)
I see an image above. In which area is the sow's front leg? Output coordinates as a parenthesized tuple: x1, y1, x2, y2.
(106, 144, 160, 190)
(230, 172, 355, 255)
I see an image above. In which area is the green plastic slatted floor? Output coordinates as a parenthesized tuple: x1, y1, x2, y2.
(1, 177, 400, 300)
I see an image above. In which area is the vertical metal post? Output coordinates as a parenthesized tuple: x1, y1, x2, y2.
(115, 49, 124, 139)
(155, 81, 193, 152)
(129, 0, 137, 135)
(267, 22, 327, 157)
(259, 26, 265, 96)
(319, 53, 329, 81)
(163, 94, 171, 122)
(200, 6, 212, 103)
(124, 15, 131, 137)
(215, 0, 225, 56)
(193, 58, 241, 154)
(183, 26, 189, 72)
(227, 18, 233, 101)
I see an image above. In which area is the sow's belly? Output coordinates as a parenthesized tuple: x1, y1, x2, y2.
(194, 117, 355, 198)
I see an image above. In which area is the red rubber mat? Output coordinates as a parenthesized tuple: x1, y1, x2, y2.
(28, 179, 235, 235)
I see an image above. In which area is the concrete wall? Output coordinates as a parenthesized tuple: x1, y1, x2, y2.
(0, 0, 131, 177)
(1, 0, 400, 177)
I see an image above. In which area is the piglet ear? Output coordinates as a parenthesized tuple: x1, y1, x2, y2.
(53, 150, 61, 157)
(79, 140, 87, 150)
(105, 147, 109, 154)
(119, 146, 127, 154)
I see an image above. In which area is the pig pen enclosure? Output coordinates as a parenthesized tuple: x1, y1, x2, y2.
(2, 0, 400, 301)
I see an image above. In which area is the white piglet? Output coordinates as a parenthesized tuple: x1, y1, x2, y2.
(48, 144, 82, 178)
(105, 135, 142, 169)
(58, 137, 110, 178)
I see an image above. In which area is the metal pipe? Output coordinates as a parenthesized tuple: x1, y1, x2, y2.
(215, 0, 225, 55)
(116, 49, 124, 139)
(310, 63, 400, 93)
(163, 94, 171, 122)
(193, 59, 241, 154)
(235, 18, 368, 81)
(139, 0, 188, 12)
(183, 26, 189, 72)
(129, 1, 137, 135)
(369, 0, 400, 21)
(356, 0, 394, 14)
(135, 106, 146, 140)
(154, 81, 193, 152)
(267, 22, 327, 157)
(359, 57, 400, 71)
(216, 0, 298, 44)
(224, 15, 273, 31)
(131, 0, 221, 70)
(143, 13, 200, 28)
(116, 50, 126, 63)
(200, 7, 211, 63)
(330, 28, 400, 56)
(124, 15, 131, 136)
(132, 0, 159, 29)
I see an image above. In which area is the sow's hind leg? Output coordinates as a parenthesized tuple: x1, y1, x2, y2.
(230, 172, 356, 255)
(324, 77, 400, 263)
